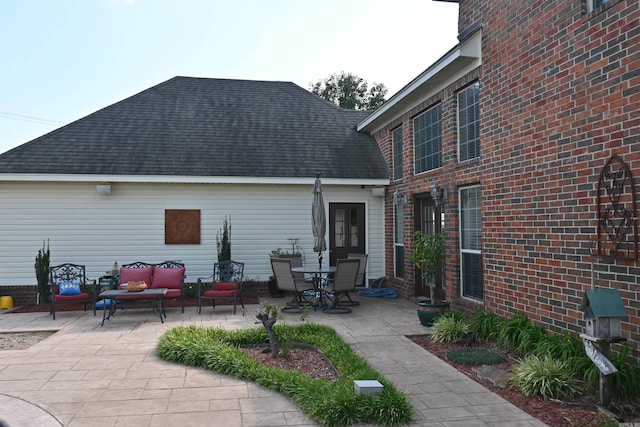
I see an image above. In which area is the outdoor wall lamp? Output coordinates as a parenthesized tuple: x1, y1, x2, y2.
(96, 183, 112, 195)
(430, 183, 448, 206)
(371, 186, 385, 197)
(393, 189, 407, 206)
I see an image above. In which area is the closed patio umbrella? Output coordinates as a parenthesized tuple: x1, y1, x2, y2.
(312, 174, 327, 269)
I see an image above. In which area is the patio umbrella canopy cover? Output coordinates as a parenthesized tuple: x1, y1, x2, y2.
(312, 174, 327, 269)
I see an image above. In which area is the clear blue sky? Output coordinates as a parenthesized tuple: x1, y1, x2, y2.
(0, 0, 458, 154)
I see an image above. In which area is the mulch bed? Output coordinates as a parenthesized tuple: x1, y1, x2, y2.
(406, 334, 639, 427)
(8, 296, 259, 313)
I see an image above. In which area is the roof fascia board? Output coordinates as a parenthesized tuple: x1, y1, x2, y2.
(0, 174, 390, 187)
(357, 29, 482, 134)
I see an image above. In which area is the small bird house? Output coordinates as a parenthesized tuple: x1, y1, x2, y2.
(581, 288, 628, 339)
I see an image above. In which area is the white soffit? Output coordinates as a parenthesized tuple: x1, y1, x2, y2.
(358, 29, 482, 134)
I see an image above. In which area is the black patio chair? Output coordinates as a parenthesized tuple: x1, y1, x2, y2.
(49, 263, 98, 320)
(197, 260, 245, 314)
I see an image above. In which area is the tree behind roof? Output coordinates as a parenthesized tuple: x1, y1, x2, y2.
(310, 72, 387, 110)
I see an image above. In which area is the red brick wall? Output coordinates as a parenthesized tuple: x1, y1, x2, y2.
(374, 0, 640, 352)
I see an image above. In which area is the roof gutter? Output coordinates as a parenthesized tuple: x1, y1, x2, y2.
(0, 174, 390, 187)
(357, 28, 482, 134)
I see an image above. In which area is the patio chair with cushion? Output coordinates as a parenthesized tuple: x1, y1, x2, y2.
(197, 260, 245, 314)
(324, 258, 360, 314)
(49, 263, 98, 320)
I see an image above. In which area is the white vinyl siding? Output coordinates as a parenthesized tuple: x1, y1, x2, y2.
(0, 182, 385, 286)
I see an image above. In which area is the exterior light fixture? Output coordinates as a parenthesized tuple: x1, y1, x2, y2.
(96, 183, 111, 194)
(430, 183, 448, 206)
(371, 186, 385, 197)
(393, 189, 407, 206)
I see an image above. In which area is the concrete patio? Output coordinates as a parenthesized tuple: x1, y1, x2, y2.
(0, 296, 547, 426)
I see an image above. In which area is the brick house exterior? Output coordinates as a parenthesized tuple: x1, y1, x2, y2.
(359, 0, 640, 352)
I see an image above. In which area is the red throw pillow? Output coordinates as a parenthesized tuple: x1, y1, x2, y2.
(119, 266, 153, 286)
(152, 266, 185, 289)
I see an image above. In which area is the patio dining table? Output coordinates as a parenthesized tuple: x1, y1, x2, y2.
(291, 265, 336, 308)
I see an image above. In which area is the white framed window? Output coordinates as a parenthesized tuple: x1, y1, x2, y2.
(392, 126, 403, 181)
(457, 81, 480, 162)
(587, 0, 611, 12)
(413, 104, 442, 173)
(459, 185, 483, 300)
(393, 190, 407, 278)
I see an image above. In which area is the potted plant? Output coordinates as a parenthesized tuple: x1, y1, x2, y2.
(35, 240, 50, 304)
(409, 231, 449, 326)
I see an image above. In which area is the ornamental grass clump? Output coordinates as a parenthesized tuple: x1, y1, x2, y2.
(157, 322, 413, 426)
(511, 354, 579, 399)
(430, 313, 471, 344)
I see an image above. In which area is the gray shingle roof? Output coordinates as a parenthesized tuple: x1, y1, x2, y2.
(0, 76, 388, 180)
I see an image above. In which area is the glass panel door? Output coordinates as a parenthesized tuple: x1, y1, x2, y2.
(414, 196, 444, 299)
(329, 203, 365, 266)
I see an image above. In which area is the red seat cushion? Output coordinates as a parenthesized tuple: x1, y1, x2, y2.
(119, 266, 153, 286)
(152, 266, 185, 290)
(55, 293, 91, 302)
(203, 290, 235, 298)
(203, 282, 239, 298)
(215, 282, 239, 291)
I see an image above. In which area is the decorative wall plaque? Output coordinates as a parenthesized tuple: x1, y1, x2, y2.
(165, 209, 201, 244)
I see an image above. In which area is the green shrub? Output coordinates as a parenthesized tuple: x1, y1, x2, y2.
(462, 309, 640, 402)
(495, 312, 541, 353)
(431, 313, 471, 343)
(184, 283, 197, 298)
(469, 310, 502, 340)
(157, 323, 413, 426)
(446, 347, 504, 365)
(610, 345, 640, 400)
(511, 354, 578, 399)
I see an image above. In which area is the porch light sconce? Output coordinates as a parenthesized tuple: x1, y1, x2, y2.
(96, 183, 111, 195)
(371, 186, 385, 197)
(393, 189, 407, 206)
(430, 183, 448, 206)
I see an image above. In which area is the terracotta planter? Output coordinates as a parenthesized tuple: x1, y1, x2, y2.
(416, 299, 450, 327)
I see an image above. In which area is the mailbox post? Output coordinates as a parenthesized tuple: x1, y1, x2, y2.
(580, 287, 628, 407)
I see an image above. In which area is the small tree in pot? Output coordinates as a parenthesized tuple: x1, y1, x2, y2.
(216, 216, 231, 263)
(409, 231, 449, 326)
(35, 240, 50, 304)
(216, 216, 233, 281)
